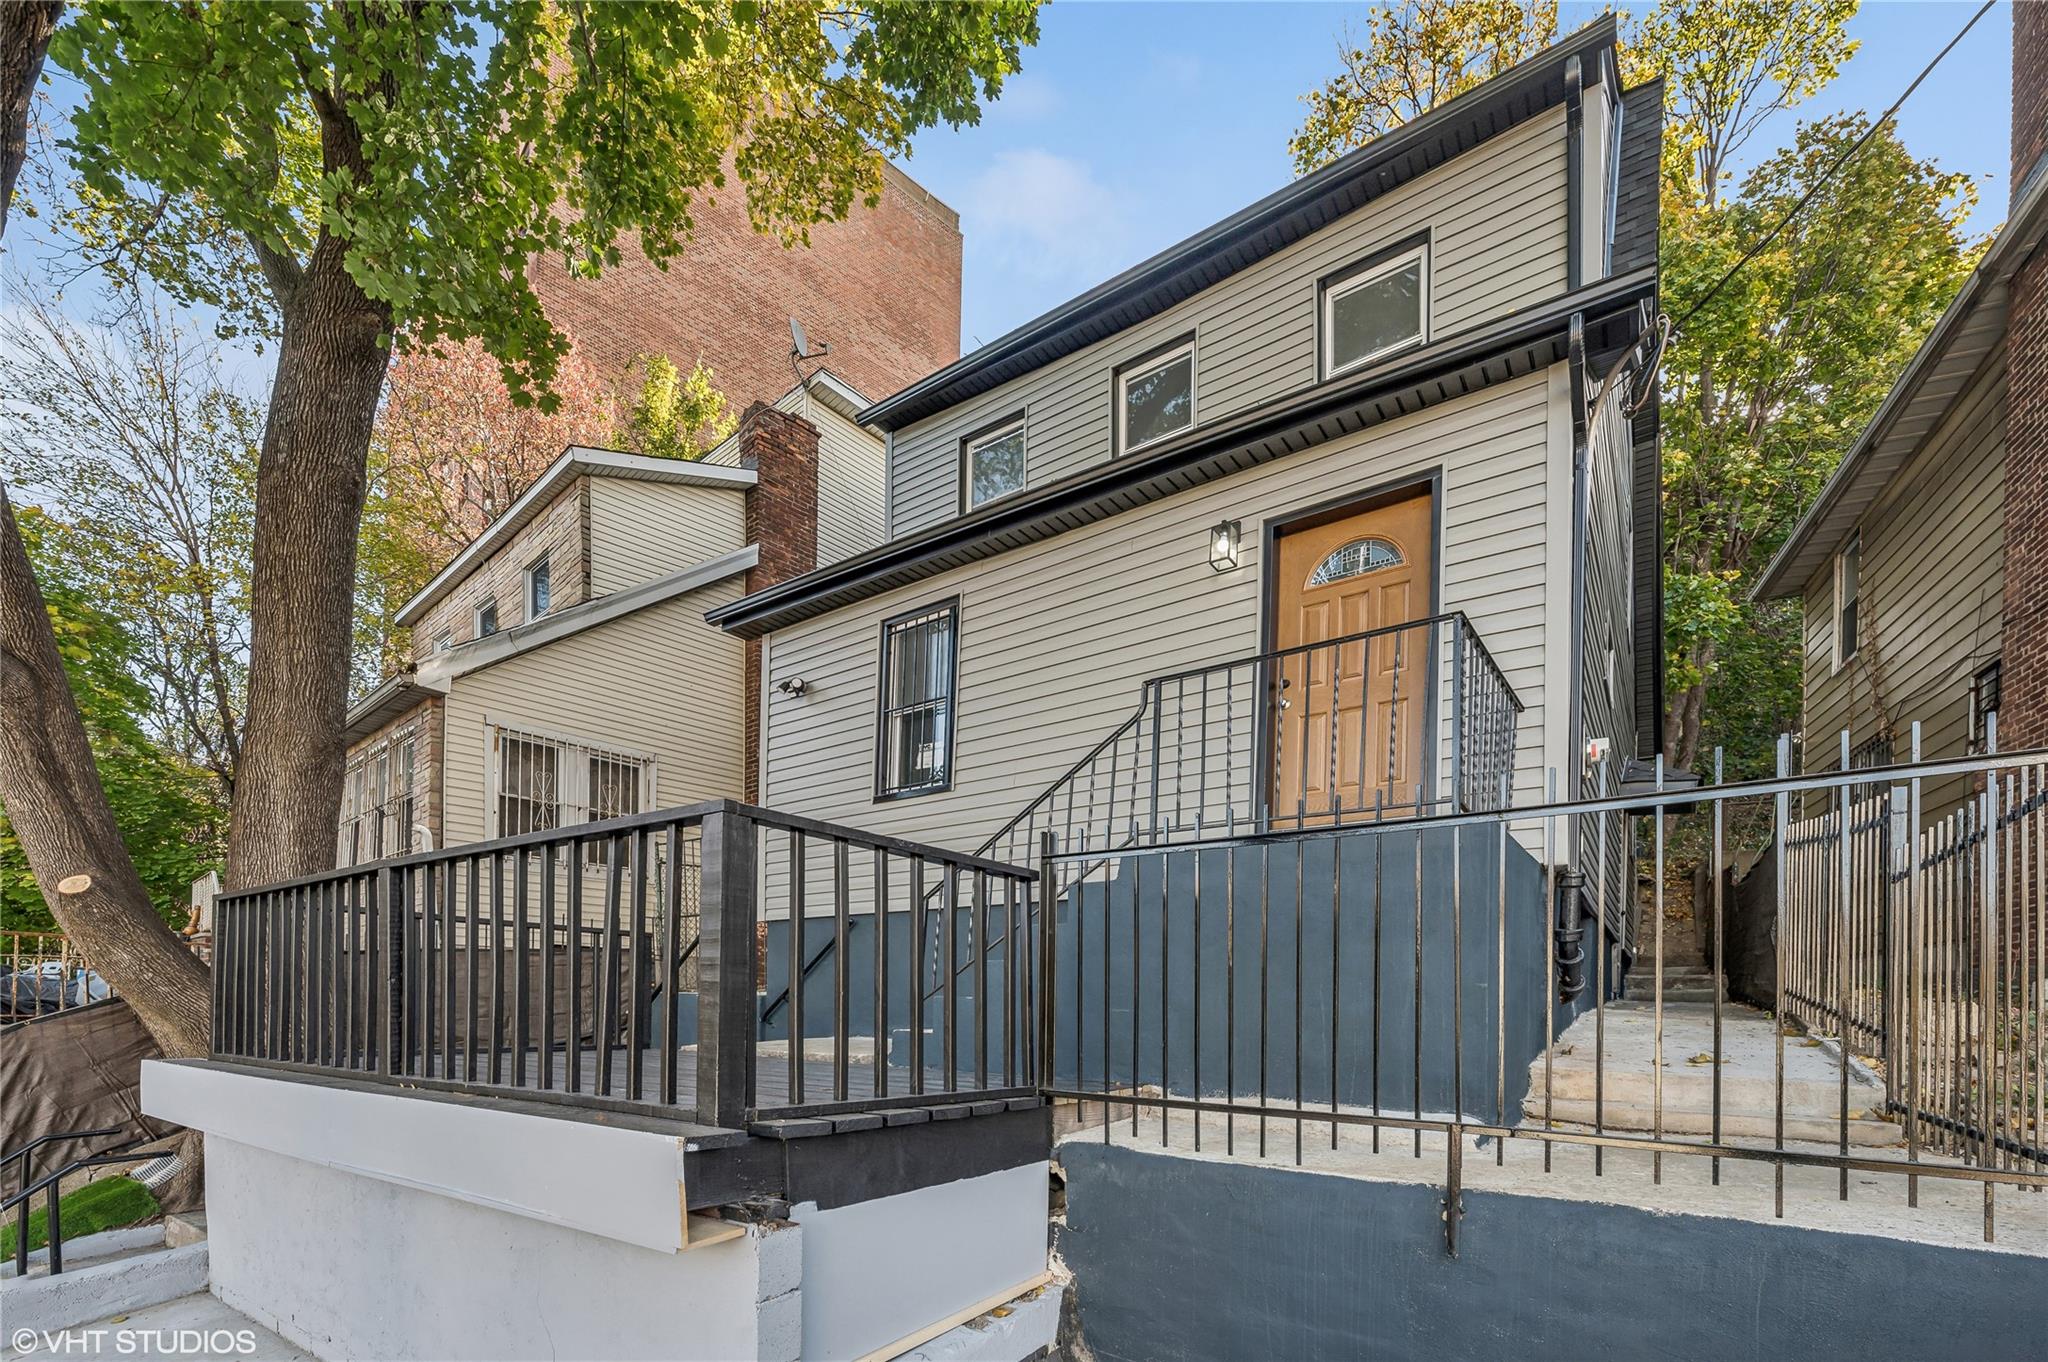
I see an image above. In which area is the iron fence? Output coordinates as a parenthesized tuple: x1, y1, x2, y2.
(1038, 738, 2048, 1248)
(981, 612, 1523, 877)
(210, 801, 1036, 1128)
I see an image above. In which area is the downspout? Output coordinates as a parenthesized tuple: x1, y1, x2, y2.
(1558, 311, 1592, 1003)
(1564, 54, 1585, 292)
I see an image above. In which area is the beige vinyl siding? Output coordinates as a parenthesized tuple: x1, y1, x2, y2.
(765, 370, 1564, 859)
(439, 577, 748, 849)
(586, 479, 747, 596)
(885, 108, 1571, 538)
(810, 401, 887, 565)
(1799, 352, 2005, 801)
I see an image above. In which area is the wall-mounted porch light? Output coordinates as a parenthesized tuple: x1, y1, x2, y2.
(1208, 519, 1242, 573)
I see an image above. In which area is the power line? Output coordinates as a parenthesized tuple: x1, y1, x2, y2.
(1673, 0, 1996, 333)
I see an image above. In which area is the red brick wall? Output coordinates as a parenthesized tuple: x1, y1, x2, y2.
(532, 161, 961, 416)
(2004, 2, 2048, 748)
(737, 405, 821, 801)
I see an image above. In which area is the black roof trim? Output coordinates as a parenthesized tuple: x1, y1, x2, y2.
(856, 15, 1620, 434)
(712, 267, 1656, 640)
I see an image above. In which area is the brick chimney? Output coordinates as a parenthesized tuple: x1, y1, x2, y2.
(2000, 1, 2048, 748)
(737, 403, 821, 801)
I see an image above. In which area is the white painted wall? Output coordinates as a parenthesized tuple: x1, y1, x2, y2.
(793, 1163, 1049, 1362)
(205, 1136, 795, 1362)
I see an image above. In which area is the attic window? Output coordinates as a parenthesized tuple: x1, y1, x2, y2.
(1116, 338, 1195, 453)
(1323, 244, 1427, 377)
(964, 419, 1026, 510)
(1307, 538, 1403, 586)
(525, 555, 552, 620)
(475, 599, 499, 638)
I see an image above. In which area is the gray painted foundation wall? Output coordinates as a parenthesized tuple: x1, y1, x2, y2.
(1057, 1141, 2048, 1362)
(759, 826, 1590, 1118)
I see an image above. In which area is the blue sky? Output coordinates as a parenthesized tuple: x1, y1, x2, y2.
(4, 3, 2014, 378)
(899, 1, 2015, 352)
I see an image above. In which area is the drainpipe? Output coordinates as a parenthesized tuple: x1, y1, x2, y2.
(1564, 55, 1584, 292)
(1560, 311, 1592, 999)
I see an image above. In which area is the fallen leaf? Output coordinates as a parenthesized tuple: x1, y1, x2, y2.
(1686, 1053, 1724, 1066)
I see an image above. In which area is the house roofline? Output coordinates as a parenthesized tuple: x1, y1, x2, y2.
(709, 267, 1655, 640)
(394, 448, 757, 627)
(1753, 151, 2048, 602)
(855, 14, 1619, 434)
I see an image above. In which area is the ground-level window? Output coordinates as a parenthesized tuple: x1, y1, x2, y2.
(338, 723, 425, 866)
(1833, 534, 1860, 669)
(876, 600, 958, 799)
(488, 724, 655, 860)
(963, 419, 1026, 510)
(1115, 338, 1194, 453)
(1323, 243, 1427, 377)
(525, 555, 552, 620)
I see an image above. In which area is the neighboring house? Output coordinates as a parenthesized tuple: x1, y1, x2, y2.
(712, 18, 1663, 913)
(338, 371, 883, 864)
(1753, 32, 2048, 798)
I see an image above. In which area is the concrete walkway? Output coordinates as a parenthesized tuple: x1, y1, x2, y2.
(1524, 999, 1901, 1145)
(9, 1292, 313, 1360)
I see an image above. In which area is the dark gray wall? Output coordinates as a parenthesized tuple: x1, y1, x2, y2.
(1049, 827, 1579, 1122)
(1058, 1140, 2048, 1362)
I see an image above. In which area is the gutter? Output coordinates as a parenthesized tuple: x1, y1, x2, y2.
(713, 267, 1656, 640)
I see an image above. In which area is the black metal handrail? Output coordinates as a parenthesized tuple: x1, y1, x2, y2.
(210, 800, 1035, 1130)
(5, 1138, 165, 1277)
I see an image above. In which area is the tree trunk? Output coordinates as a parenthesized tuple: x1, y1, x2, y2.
(222, 245, 392, 889)
(0, 0, 212, 1062)
(0, 489, 213, 1058)
(1, 1, 60, 237)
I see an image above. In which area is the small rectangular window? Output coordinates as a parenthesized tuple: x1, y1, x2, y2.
(963, 420, 1026, 510)
(475, 598, 500, 639)
(525, 555, 552, 620)
(1834, 535, 1860, 669)
(433, 631, 453, 653)
(875, 600, 958, 799)
(1972, 658, 2002, 751)
(1116, 339, 1194, 454)
(1323, 244, 1427, 377)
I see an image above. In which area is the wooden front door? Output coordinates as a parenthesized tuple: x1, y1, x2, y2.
(1270, 490, 1433, 825)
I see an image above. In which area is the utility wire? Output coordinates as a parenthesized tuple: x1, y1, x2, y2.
(1673, 0, 1996, 333)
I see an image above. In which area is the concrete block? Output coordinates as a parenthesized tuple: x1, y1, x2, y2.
(755, 1221, 805, 1302)
(164, 1211, 208, 1248)
(1, 1242, 209, 1337)
(899, 1284, 1064, 1362)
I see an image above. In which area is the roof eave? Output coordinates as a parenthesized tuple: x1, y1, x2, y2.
(855, 14, 1620, 433)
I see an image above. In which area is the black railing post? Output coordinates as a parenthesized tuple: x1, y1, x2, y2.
(1038, 829, 1056, 1091)
(1450, 618, 1467, 813)
(697, 807, 757, 1129)
(382, 865, 406, 1077)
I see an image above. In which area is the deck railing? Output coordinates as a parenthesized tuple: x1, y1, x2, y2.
(1, 930, 112, 1018)
(981, 611, 1523, 874)
(1040, 736, 2048, 1249)
(210, 801, 1037, 1128)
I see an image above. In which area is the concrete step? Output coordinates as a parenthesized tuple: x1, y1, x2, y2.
(1527, 1098, 1902, 1146)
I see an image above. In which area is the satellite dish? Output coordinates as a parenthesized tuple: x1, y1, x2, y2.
(788, 316, 829, 359)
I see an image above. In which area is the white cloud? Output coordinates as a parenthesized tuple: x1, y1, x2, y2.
(960, 149, 1135, 287)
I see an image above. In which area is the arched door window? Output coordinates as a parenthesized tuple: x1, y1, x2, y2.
(1306, 537, 1403, 587)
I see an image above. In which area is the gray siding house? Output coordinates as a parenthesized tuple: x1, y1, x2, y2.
(1754, 142, 2048, 809)
(712, 19, 1663, 897)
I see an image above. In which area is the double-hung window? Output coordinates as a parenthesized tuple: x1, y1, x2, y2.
(963, 419, 1027, 510)
(489, 724, 654, 862)
(525, 555, 552, 620)
(1834, 534, 1860, 670)
(1323, 243, 1427, 378)
(875, 600, 958, 799)
(338, 724, 422, 866)
(1115, 338, 1195, 453)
